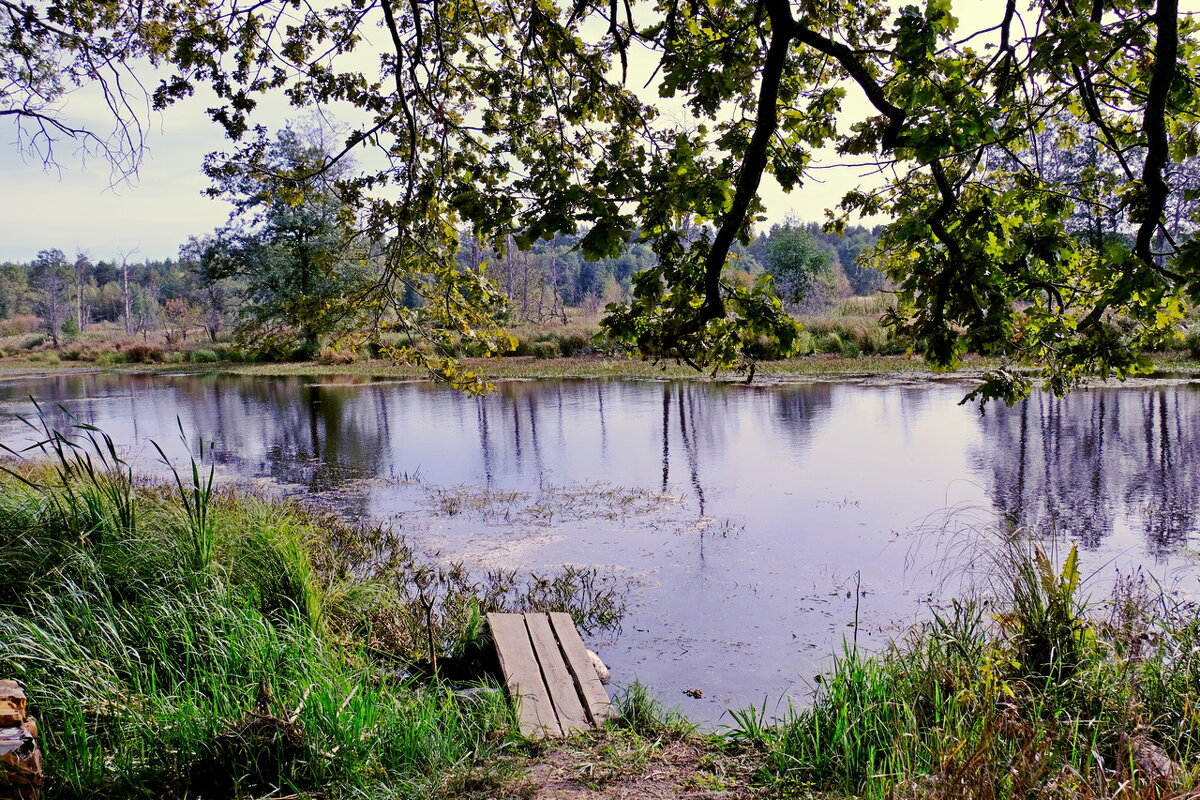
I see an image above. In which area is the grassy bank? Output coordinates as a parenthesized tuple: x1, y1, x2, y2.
(5, 299, 1200, 384)
(731, 541, 1200, 799)
(0, 301, 997, 383)
(0, 417, 634, 799)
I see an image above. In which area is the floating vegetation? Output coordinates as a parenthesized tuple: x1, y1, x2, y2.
(422, 481, 684, 524)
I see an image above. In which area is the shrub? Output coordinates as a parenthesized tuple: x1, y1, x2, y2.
(457, 338, 497, 358)
(316, 347, 356, 365)
(742, 334, 783, 360)
(60, 346, 99, 362)
(507, 336, 533, 357)
(813, 331, 844, 355)
(531, 340, 558, 359)
(214, 345, 250, 362)
(96, 350, 129, 365)
(1186, 328, 1200, 360)
(124, 344, 165, 363)
(553, 330, 592, 357)
(589, 330, 628, 356)
(190, 349, 220, 363)
(288, 340, 321, 362)
(21, 334, 46, 350)
(793, 330, 815, 356)
(0, 316, 41, 337)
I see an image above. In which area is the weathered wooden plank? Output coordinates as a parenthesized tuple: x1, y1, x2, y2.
(487, 613, 562, 738)
(549, 612, 612, 725)
(524, 613, 590, 734)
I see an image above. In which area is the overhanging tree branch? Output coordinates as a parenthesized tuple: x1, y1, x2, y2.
(699, 0, 796, 320)
(1136, 0, 1178, 270)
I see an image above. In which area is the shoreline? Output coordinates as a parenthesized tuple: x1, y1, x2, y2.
(2, 351, 1200, 385)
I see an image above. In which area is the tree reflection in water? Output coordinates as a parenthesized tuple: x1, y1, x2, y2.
(973, 387, 1200, 554)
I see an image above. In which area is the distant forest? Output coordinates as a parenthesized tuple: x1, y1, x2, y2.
(0, 221, 884, 350)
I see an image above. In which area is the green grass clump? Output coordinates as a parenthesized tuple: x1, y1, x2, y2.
(0, 416, 519, 799)
(744, 540, 1200, 799)
(608, 681, 695, 740)
(801, 312, 904, 357)
(95, 350, 129, 365)
(189, 348, 220, 363)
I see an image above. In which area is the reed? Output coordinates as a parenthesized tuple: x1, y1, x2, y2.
(0, 416, 520, 799)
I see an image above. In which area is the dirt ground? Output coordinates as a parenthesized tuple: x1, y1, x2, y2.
(500, 735, 769, 800)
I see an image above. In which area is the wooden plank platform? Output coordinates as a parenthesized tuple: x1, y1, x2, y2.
(487, 612, 611, 738)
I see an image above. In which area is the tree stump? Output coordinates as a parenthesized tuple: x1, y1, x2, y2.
(0, 681, 41, 800)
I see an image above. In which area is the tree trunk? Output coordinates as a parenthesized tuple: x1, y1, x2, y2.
(121, 262, 131, 336)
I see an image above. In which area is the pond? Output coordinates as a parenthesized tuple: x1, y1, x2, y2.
(2, 370, 1198, 724)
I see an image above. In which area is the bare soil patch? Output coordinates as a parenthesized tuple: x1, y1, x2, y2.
(501, 734, 768, 800)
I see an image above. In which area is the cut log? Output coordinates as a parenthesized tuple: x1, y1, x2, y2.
(0, 681, 40, 800)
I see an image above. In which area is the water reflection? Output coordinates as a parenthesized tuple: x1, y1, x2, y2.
(8, 372, 1200, 557)
(7, 373, 1200, 554)
(974, 387, 1200, 554)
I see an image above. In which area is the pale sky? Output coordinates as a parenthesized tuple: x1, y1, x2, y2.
(0, 1, 1158, 264)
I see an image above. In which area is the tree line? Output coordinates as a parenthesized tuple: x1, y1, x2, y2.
(0, 216, 884, 358)
(9, 112, 1194, 365)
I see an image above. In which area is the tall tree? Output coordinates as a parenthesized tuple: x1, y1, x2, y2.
(197, 127, 379, 359)
(72, 251, 92, 330)
(765, 222, 833, 310)
(0, 263, 28, 320)
(118, 250, 136, 335)
(30, 249, 70, 346)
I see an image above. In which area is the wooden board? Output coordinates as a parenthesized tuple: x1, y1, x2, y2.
(549, 612, 613, 724)
(525, 613, 591, 734)
(487, 613, 562, 738)
(488, 612, 613, 738)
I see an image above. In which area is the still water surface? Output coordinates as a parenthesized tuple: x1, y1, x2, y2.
(2, 371, 1198, 723)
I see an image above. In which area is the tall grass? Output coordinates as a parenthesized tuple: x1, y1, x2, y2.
(151, 423, 217, 574)
(0, 401, 137, 549)
(0, 418, 519, 799)
(744, 538, 1200, 799)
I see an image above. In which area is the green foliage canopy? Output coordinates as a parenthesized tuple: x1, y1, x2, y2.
(5, 0, 1199, 398)
(189, 127, 380, 359)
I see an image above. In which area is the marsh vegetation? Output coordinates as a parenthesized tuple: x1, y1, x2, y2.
(0, 414, 636, 798)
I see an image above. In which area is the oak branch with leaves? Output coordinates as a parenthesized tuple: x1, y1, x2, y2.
(4, 0, 1198, 400)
